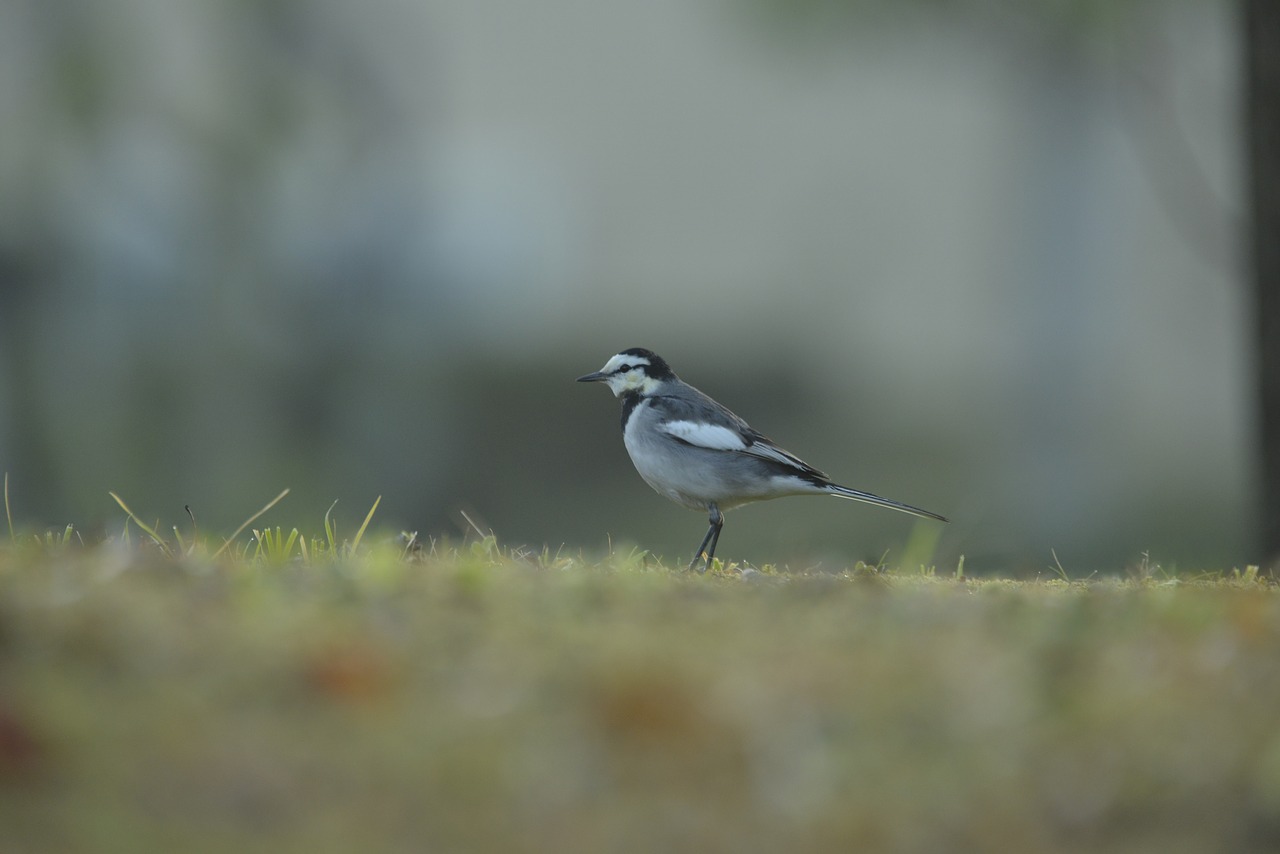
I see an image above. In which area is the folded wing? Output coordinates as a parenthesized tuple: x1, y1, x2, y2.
(657, 413, 831, 484)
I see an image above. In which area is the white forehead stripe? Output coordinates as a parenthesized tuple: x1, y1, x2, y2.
(661, 420, 747, 451)
(602, 352, 651, 373)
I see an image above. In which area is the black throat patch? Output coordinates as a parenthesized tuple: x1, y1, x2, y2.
(619, 392, 645, 432)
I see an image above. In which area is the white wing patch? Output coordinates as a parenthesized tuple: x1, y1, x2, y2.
(660, 420, 748, 451)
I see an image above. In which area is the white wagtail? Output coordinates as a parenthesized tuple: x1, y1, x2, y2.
(578, 347, 948, 571)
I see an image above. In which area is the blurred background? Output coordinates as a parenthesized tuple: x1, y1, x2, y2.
(0, 0, 1249, 573)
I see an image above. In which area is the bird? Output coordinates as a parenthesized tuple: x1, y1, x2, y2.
(577, 347, 948, 571)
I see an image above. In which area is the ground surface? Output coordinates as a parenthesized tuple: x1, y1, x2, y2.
(1, 532, 1278, 853)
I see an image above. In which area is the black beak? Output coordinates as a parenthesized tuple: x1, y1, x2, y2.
(576, 371, 608, 383)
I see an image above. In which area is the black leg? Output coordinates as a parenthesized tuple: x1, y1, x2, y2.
(688, 523, 716, 572)
(688, 505, 724, 573)
(704, 509, 723, 564)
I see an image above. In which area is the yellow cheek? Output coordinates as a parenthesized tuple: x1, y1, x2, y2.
(608, 372, 660, 396)
(635, 375, 662, 395)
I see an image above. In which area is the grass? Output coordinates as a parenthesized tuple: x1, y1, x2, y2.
(1, 488, 1279, 853)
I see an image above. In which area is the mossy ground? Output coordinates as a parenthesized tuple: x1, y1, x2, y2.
(1, 522, 1278, 853)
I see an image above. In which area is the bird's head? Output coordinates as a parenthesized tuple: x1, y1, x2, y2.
(576, 347, 676, 397)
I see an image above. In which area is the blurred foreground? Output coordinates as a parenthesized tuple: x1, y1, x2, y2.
(1, 536, 1278, 853)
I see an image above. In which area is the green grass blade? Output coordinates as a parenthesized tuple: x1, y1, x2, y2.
(349, 495, 381, 553)
(212, 488, 290, 559)
(324, 500, 339, 552)
(108, 492, 174, 557)
(283, 527, 300, 559)
(4, 472, 13, 542)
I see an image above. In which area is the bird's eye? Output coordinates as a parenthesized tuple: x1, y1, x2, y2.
(618, 365, 632, 374)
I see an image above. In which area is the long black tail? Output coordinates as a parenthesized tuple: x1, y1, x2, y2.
(826, 484, 949, 523)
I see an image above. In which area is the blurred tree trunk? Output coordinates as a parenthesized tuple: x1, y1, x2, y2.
(1245, 0, 1280, 565)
